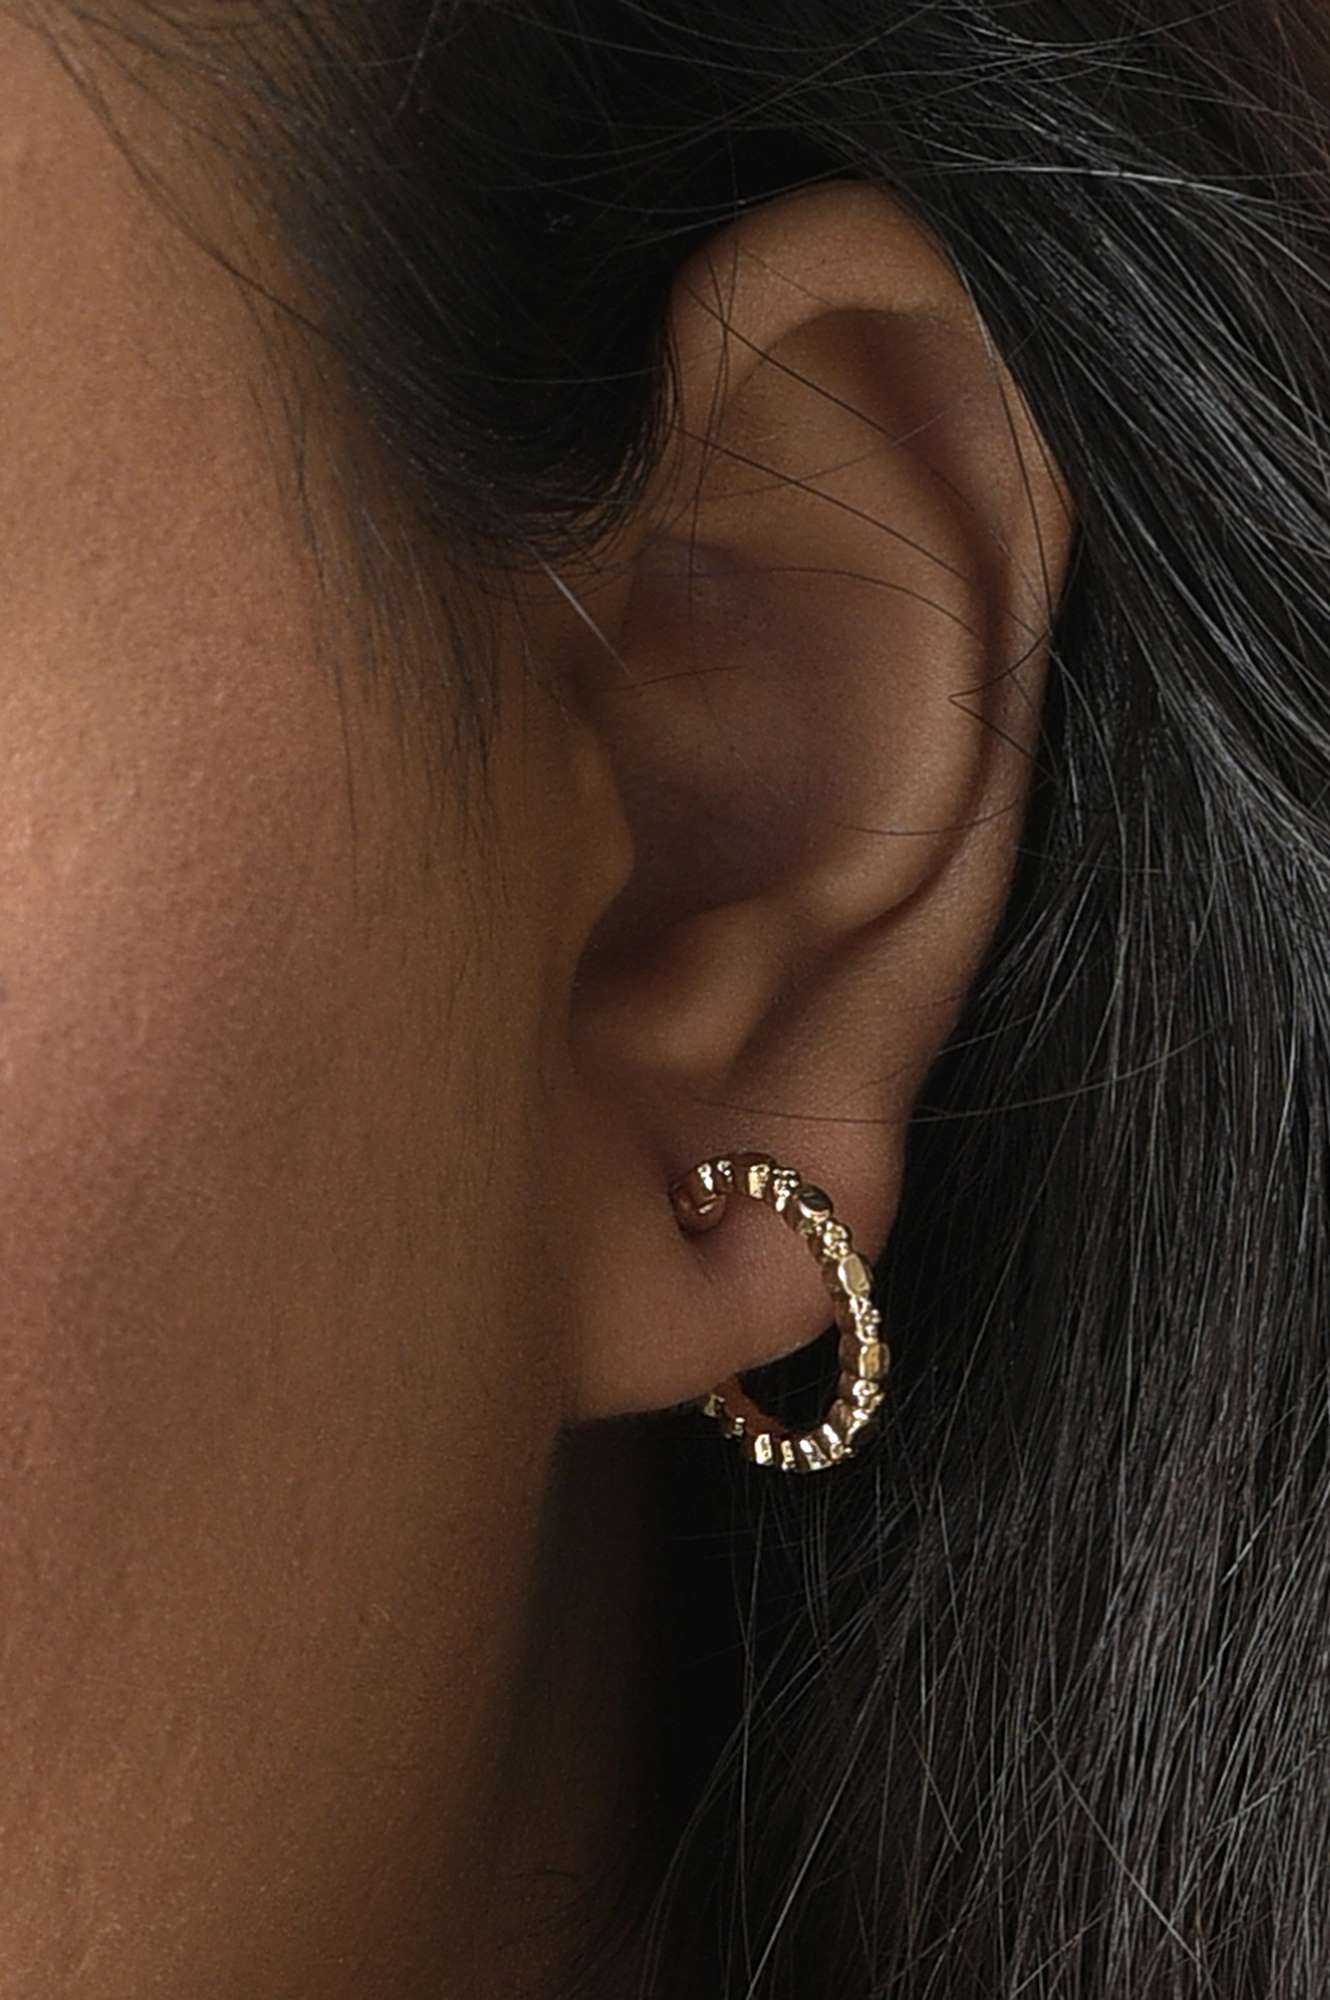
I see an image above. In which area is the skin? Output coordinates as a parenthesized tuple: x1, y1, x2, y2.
(0, 15, 1073, 1997)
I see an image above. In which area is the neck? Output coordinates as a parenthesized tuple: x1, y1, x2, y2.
(323, 1416, 719, 2000)
(458, 1417, 724, 2000)
(482, 1421, 677, 1998)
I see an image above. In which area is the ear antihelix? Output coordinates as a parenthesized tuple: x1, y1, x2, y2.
(667, 1150, 889, 1473)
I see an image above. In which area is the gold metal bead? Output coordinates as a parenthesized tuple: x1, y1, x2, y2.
(836, 1331, 883, 1377)
(816, 1220, 852, 1263)
(846, 1376, 886, 1413)
(732, 1152, 777, 1200)
(797, 1433, 832, 1471)
(788, 1185, 834, 1238)
(672, 1151, 890, 1472)
(828, 1398, 874, 1443)
(834, 1293, 882, 1337)
(823, 1250, 874, 1300)
(815, 1421, 850, 1462)
(671, 1167, 729, 1234)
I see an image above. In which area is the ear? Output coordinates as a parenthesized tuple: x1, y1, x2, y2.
(531, 181, 1073, 1425)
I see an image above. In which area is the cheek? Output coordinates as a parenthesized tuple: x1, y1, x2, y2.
(0, 27, 568, 1980)
(0, 555, 368, 1606)
(0, 537, 542, 1970)
(0, 11, 412, 1533)
(0, 411, 371, 1343)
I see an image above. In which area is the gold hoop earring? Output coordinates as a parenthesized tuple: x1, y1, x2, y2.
(668, 1151, 889, 1473)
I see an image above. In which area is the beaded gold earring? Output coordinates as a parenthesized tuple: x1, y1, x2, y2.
(668, 1151, 889, 1472)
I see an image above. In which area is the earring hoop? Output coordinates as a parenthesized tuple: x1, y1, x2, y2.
(668, 1151, 889, 1473)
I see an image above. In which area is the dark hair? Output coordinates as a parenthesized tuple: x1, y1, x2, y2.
(40, 1, 1330, 1992)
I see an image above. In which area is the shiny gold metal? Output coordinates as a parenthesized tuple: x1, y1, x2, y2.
(668, 1150, 890, 1473)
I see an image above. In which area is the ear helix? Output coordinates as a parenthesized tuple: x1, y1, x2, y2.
(667, 1152, 889, 1472)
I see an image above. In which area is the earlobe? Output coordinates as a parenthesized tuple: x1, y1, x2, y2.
(544, 180, 1073, 1425)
